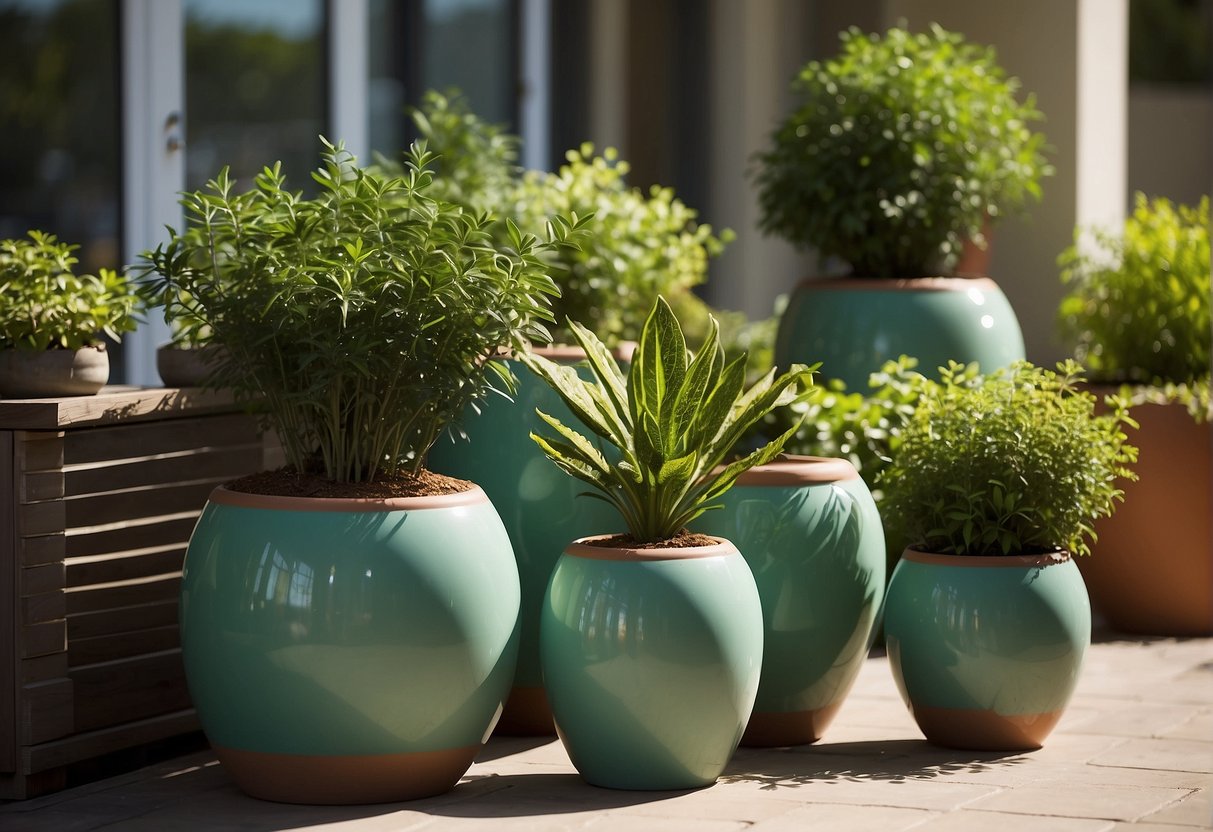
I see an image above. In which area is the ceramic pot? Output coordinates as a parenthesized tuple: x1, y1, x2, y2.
(0, 345, 108, 397)
(427, 348, 626, 735)
(156, 343, 226, 388)
(884, 548, 1090, 751)
(541, 535, 763, 790)
(180, 485, 520, 804)
(694, 456, 885, 746)
(774, 276, 1024, 390)
(1079, 399, 1213, 635)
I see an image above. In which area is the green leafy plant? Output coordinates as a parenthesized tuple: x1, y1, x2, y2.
(521, 297, 814, 544)
(880, 360, 1137, 557)
(513, 144, 733, 347)
(143, 139, 582, 483)
(754, 24, 1050, 277)
(1058, 194, 1210, 386)
(0, 230, 142, 350)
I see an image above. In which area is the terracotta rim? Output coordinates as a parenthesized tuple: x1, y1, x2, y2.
(741, 703, 845, 747)
(494, 343, 637, 363)
(734, 455, 859, 486)
(565, 534, 738, 562)
(911, 705, 1062, 751)
(208, 483, 488, 513)
(794, 275, 1000, 293)
(903, 548, 1071, 568)
(494, 686, 556, 737)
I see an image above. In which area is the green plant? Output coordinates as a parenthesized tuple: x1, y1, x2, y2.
(1058, 194, 1210, 386)
(754, 24, 1050, 277)
(521, 297, 814, 544)
(0, 230, 142, 350)
(143, 139, 582, 483)
(513, 144, 732, 347)
(880, 360, 1137, 557)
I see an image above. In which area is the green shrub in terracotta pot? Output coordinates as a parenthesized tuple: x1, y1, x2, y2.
(142, 139, 582, 804)
(756, 24, 1051, 389)
(522, 296, 813, 789)
(880, 360, 1136, 750)
(1057, 193, 1212, 635)
(0, 230, 142, 397)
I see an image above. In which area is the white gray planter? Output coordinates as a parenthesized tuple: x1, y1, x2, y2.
(0, 345, 109, 397)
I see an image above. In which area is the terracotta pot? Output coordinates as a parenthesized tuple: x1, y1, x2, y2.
(1078, 399, 1213, 636)
(0, 345, 109, 397)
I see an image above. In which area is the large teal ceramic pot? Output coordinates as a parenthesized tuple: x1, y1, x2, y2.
(774, 276, 1025, 389)
(428, 347, 625, 735)
(542, 536, 763, 790)
(180, 486, 520, 804)
(694, 456, 885, 746)
(884, 548, 1091, 751)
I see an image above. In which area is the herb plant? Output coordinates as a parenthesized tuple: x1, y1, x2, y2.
(880, 360, 1137, 557)
(1058, 193, 1210, 386)
(144, 139, 581, 483)
(513, 144, 732, 347)
(0, 230, 142, 350)
(522, 297, 813, 544)
(754, 25, 1050, 277)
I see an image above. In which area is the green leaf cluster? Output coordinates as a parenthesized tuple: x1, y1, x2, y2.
(879, 360, 1138, 557)
(0, 230, 142, 351)
(1058, 194, 1210, 386)
(754, 24, 1050, 277)
(143, 139, 581, 483)
(522, 297, 814, 544)
(511, 144, 733, 347)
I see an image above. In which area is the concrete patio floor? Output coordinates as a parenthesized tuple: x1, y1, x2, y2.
(2, 629, 1209, 831)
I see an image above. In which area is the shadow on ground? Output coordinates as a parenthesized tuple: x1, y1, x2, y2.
(722, 739, 1030, 789)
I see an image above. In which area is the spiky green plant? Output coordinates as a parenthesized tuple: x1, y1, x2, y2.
(521, 297, 814, 544)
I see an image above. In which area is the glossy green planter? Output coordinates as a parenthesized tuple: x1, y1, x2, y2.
(180, 486, 520, 803)
(884, 549, 1091, 751)
(428, 349, 623, 735)
(694, 457, 885, 746)
(542, 536, 763, 790)
(774, 276, 1025, 390)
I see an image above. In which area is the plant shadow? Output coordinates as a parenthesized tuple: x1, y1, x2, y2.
(722, 739, 1031, 789)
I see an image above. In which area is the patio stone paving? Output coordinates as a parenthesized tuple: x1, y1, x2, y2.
(2, 629, 1209, 831)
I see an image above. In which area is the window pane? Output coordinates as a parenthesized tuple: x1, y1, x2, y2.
(0, 0, 122, 276)
(184, 0, 326, 191)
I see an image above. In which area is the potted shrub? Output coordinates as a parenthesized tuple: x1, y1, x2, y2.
(880, 361, 1136, 750)
(142, 140, 580, 803)
(428, 126, 732, 733)
(0, 230, 142, 397)
(754, 24, 1050, 389)
(521, 297, 812, 790)
(1057, 193, 1211, 635)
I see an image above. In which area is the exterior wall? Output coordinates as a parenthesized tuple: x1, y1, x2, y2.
(1128, 86, 1213, 205)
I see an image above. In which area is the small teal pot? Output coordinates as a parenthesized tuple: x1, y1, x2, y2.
(428, 348, 625, 735)
(180, 485, 520, 804)
(542, 535, 763, 790)
(774, 276, 1025, 390)
(884, 548, 1091, 751)
(694, 456, 886, 746)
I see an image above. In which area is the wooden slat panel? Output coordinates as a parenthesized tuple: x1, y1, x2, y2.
(67, 548, 185, 590)
(70, 650, 189, 733)
(19, 533, 65, 567)
(13, 433, 63, 472)
(18, 501, 64, 537)
(64, 482, 218, 528)
(20, 621, 65, 659)
(1, 430, 17, 772)
(20, 563, 64, 596)
(23, 709, 200, 775)
(20, 471, 64, 502)
(68, 625, 180, 668)
(21, 592, 65, 626)
(21, 678, 73, 745)
(67, 599, 177, 641)
(65, 517, 197, 560)
(21, 653, 68, 684)
(65, 446, 260, 497)
(65, 575, 181, 616)
(63, 412, 257, 465)
(0, 387, 237, 431)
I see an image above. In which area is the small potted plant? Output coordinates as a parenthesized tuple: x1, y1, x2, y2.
(143, 140, 579, 804)
(0, 230, 142, 397)
(880, 360, 1136, 751)
(1057, 193, 1211, 635)
(521, 297, 812, 790)
(754, 24, 1051, 389)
